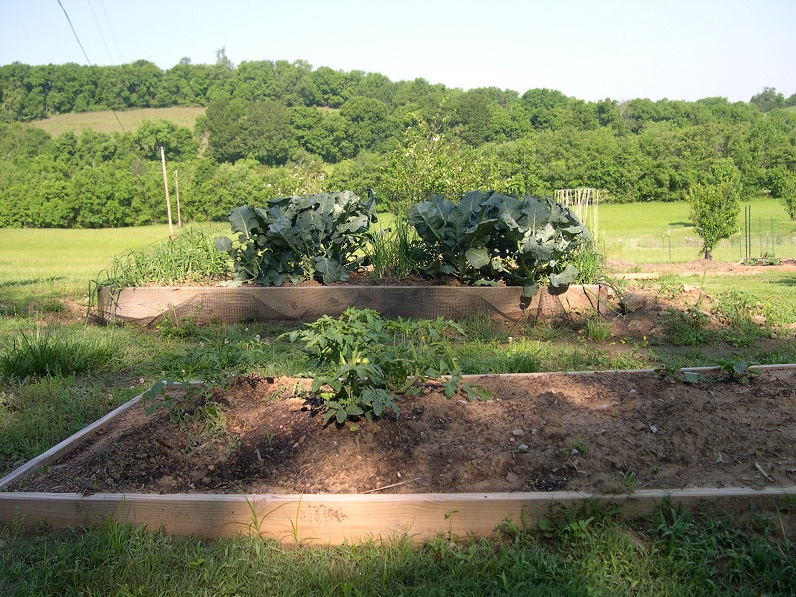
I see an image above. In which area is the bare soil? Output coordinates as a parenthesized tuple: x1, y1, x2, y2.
(9, 259, 796, 496)
(12, 369, 796, 496)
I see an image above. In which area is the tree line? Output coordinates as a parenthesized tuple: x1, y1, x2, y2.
(0, 56, 794, 228)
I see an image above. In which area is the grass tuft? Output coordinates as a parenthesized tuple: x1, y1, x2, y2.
(0, 325, 118, 379)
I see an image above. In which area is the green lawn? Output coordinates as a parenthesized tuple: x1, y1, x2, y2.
(597, 197, 796, 262)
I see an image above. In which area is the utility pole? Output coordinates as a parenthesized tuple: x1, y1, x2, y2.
(160, 145, 174, 240)
(174, 169, 182, 227)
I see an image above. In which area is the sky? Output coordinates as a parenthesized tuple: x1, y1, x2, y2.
(1, 0, 794, 103)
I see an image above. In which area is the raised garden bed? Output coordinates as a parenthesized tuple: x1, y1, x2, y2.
(96, 284, 608, 326)
(1, 366, 794, 543)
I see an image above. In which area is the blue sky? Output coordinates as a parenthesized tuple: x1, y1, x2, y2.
(1, 0, 793, 103)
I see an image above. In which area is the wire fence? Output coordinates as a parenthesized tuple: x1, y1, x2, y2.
(600, 233, 796, 263)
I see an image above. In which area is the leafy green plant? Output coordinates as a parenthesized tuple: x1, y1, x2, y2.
(141, 378, 198, 420)
(408, 190, 591, 302)
(712, 356, 759, 384)
(215, 190, 376, 286)
(183, 401, 239, 455)
(283, 308, 470, 424)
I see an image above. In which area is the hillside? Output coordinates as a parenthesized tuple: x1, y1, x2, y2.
(30, 106, 205, 136)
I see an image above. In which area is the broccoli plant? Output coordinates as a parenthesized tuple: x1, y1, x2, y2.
(215, 190, 377, 285)
(408, 190, 591, 303)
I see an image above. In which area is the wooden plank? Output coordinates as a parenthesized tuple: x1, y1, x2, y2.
(0, 394, 143, 490)
(98, 285, 608, 326)
(0, 488, 793, 544)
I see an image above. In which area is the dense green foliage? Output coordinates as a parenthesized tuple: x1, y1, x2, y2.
(1, 58, 795, 228)
(687, 159, 743, 258)
(284, 308, 470, 423)
(215, 190, 376, 285)
(408, 191, 590, 297)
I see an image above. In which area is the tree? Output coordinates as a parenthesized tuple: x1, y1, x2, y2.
(204, 93, 246, 162)
(687, 159, 742, 259)
(768, 166, 796, 220)
(379, 112, 494, 212)
(750, 87, 785, 113)
(238, 100, 294, 165)
(134, 119, 198, 161)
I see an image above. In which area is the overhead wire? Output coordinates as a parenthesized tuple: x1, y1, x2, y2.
(56, 0, 126, 134)
(97, 0, 125, 63)
(86, 0, 115, 65)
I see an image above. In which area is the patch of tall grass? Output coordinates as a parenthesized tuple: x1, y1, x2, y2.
(93, 227, 231, 290)
(364, 219, 423, 281)
(0, 325, 119, 379)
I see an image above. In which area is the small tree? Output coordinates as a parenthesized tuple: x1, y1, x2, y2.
(379, 110, 493, 213)
(687, 159, 742, 260)
(768, 166, 796, 220)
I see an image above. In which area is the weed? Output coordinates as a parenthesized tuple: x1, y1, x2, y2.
(583, 315, 612, 341)
(655, 273, 685, 300)
(663, 306, 712, 346)
(458, 311, 509, 343)
(156, 314, 201, 339)
(613, 470, 639, 492)
(0, 324, 117, 379)
(564, 436, 590, 457)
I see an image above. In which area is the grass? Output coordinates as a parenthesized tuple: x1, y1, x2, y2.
(29, 106, 205, 136)
(599, 196, 796, 262)
(93, 226, 230, 289)
(0, 214, 795, 594)
(0, 324, 119, 379)
(1, 503, 792, 594)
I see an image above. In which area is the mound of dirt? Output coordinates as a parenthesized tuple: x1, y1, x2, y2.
(12, 369, 796, 496)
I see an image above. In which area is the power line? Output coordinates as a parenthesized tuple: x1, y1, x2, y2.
(86, 0, 115, 65)
(56, 0, 126, 134)
(97, 0, 125, 63)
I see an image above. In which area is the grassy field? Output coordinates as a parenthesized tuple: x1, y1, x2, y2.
(29, 106, 205, 136)
(596, 196, 796, 262)
(1, 214, 795, 595)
